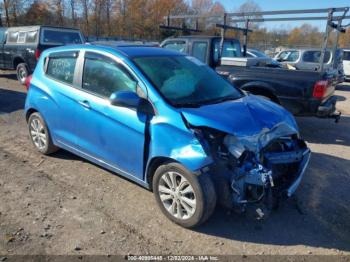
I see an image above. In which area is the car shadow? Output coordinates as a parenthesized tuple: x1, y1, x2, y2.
(196, 151, 350, 251)
(296, 115, 350, 147)
(335, 95, 346, 102)
(0, 71, 17, 81)
(336, 83, 350, 91)
(0, 87, 26, 114)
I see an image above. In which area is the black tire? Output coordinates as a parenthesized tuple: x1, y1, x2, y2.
(153, 162, 216, 228)
(28, 112, 58, 155)
(16, 63, 29, 85)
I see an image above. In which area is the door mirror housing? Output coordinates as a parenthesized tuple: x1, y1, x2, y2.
(110, 91, 140, 108)
(109, 91, 155, 115)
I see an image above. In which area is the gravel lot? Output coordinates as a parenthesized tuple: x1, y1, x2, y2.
(0, 71, 350, 256)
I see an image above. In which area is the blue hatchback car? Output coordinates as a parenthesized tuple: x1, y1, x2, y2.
(25, 45, 311, 228)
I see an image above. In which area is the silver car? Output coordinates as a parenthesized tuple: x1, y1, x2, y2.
(274, 49, 336, 71)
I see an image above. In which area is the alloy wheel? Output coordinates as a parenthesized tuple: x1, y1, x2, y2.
(158, 171, 197, 220)
(29, 118, 47, 150)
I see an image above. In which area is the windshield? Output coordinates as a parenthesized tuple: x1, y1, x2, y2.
(133, 55, 242, 108)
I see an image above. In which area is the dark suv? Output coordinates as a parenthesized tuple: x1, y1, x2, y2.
(0, 26, 84, 84)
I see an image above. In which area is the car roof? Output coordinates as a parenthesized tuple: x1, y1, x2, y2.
(165, 35, 239, 41)
(6, 25, 80, 32)
(43, 44, 184, 58)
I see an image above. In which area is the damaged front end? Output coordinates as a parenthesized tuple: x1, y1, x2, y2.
(193, 122, 311, 219)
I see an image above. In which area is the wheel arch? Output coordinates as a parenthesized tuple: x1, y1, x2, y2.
(13, 56, 25, 69)
(146, 157, 180, 191)
(241, 83, 280, 104)
(25, 108, 38, 122)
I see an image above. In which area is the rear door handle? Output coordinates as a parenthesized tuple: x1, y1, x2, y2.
(78, 100, 91, 109)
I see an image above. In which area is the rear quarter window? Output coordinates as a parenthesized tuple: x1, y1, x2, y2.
(46, 55, 77, 84)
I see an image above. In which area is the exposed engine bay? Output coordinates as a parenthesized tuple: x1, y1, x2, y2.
(192, 122, 311, 219)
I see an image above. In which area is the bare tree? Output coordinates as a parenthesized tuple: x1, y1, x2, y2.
(80, 0, 90, 34)
(105, 0, 112, 36)
(70, 0, 77, 26)
(3, 0, 10, 26)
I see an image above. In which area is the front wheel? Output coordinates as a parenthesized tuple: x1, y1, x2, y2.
(153, 162, 216, 228)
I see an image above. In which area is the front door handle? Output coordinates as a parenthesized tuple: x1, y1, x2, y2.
(78, 100, 91, 109)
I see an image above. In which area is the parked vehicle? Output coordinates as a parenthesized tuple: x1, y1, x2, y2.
(244, 48, 281, 67)
(161, 36, 340, 120)
(343, 49, 350, 81)
(0, 26, 85, 84)
(274, 48, 343, 72)
(25, 45, 310, 228)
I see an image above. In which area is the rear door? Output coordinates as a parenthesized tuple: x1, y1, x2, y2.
(43, 50, 80, 147)
(0, 28, 6, 68)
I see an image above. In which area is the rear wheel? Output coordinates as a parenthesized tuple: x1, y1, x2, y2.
(153, 162, 216, 228)
(16, 63, 29, 85)
(28, 112, 58, 155)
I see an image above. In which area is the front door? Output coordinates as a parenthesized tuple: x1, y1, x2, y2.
(73, 51, 146, 180)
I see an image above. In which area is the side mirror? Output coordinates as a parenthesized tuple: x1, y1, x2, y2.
(110, 91, 140, 108)
(110, 91, 156, 116)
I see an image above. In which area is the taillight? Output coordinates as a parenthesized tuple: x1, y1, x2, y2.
(25, 75, 32, 91)
(35, 49, 41, 60)
(313, 80, 328, 99)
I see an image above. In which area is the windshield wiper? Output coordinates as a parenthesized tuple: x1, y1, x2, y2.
(201, 95, 240, 105)
(173, 102, 202, 108)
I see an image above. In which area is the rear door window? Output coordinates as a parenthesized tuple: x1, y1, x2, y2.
(162, 41, 186, 53)
(41, 29, 83, 45)
(302, 51, 331, 63)
(192, 42, 208, 63)
(46, 52, 78, 84)
(82, 53, 137, 97)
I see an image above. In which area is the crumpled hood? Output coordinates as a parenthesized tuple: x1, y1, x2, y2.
(181, 95, 299, 138)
